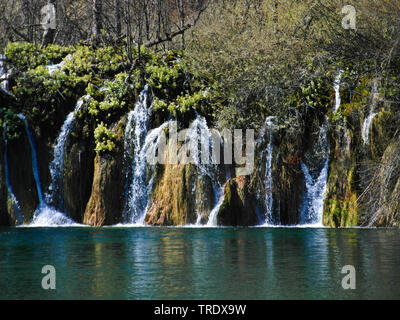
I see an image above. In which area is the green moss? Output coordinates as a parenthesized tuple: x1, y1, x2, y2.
(324, 162, 359, 228)
(0, 108, 23, 141)
(301, 77, 331, 111)
(370, 111, 396, 160)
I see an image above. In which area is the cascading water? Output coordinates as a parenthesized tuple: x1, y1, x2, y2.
(333, 70, 343, 113)
(2, 125, 23, 225)
(362, 112, 377, 145)
(18, 114, 76, 226)
(46, 96, 88, 209)
(300, 160, 329, 225)
(17, 114, 44, 206)
(362, 80, 379, 145)
(206, 188, 225, 227)
(124, 120, 172, 224)
(123, 85, 156, 224)
(260, 116, 276, 225)
(298, 71, 342, 226)
(184, 115, 225, 226)
(300, 121, 329, 226)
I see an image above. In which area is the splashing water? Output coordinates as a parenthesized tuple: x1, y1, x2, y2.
(45, 97, 88, 210)
(300, 160, 329, 226)
(29, 205, 77, 227)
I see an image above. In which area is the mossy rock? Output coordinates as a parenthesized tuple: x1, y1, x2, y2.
(370, 111, 397, 160)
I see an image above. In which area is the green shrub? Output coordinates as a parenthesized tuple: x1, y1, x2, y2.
(94, 122, 117, 154)
(4, 42, 47, 70)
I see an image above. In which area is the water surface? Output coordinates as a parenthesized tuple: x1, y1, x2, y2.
(0, 227, 399, 300)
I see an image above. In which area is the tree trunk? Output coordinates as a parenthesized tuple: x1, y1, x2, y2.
(114, 0, 121, 37)
(93, 0, 103, 37)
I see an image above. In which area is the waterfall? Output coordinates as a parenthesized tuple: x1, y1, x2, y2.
(264, 140, 273, 224)
(123, 103, 226, 226)
(17, 114, 44, 205)
(184, 115, 225, 226)
(123, 86, 155, 224)
(3, 125, 23, 225)
(300, 160, 329, 226)
(300, 121, 329, 226)
(124, 121, 172, 224)
(255, 116, 276, 226)
(45, 97, 87, 209)
(18, 114, 76, 226)
(262, 117, 276, 225)
(361, 81, 379, 145)
(296, 71, 343, 226)
(361, 112, 377, 145)
(206, 188, 225, 227)
(333, 70, 343, 113)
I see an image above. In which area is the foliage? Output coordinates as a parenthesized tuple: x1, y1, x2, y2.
(0, 108, 23, 141)
(87, 72, 132, 121)
(94, 122, 117, 154)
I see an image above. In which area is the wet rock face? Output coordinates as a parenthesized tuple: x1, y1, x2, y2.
(217, 176, 258, 226)
(82, 119, 125, 227)
(0, 139, 10, 226)
(83, 152, 124, 226)
(145, 160, 215, 226)
(63, 126, 95, 223)
(274, 129, 305, 225)
(275, 160, 304, 225)
(7, 135, 39, 223)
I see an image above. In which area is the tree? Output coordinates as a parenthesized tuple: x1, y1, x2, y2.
(114, 0, 121, 36)
(93, 0, 103, 37)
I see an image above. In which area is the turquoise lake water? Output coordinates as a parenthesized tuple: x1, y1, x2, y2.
(0, 227, 399, 300)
